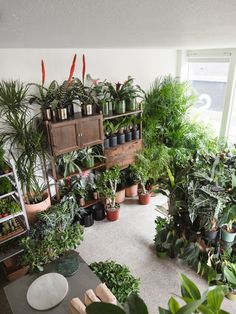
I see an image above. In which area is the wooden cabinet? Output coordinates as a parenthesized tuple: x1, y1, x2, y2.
(45, 114, 104, 156)
(79, 115, 103, 148)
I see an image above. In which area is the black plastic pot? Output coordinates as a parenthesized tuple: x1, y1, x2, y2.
(132, 129, 140, 140)
(110, 135, 117, 147)
(125, 132, 132, 142)
(104, 138, 110, 149)
(117, 133, 125, 144)
(67, 103, 74, 117)
(81, 209, 94, 227)
(205, 229, 218, 241)
(92, 203, 105, 221)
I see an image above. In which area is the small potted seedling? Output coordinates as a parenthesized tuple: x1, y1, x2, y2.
(124, 116, 133, 142)
(132, 115, 142, 140)
(106, 121, 119, 148)
(77, 146, 105, 169)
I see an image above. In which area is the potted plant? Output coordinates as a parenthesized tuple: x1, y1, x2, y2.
(0, 177, 13, 196)
(77, 146, 105, 169)
(106, 81, 127, 114)
(72, 178, 87, 207)
(124, 116, 133, 142)
(106, 121, 119, 148)
(131, 115, 142, 140)
(123, 165, 139, 197)
(132, 159, 151, 205)
(123, 76, 143, 111)
(20, 197, 84, 272)
(220, 205, 236, 243)
(29, 80, 59, 121)
(92, 79, 110, 116)
(87, 172, 99, 200)
(24, 180, 51, 223)
(0, 81, 51, 223)
(223, 261, 236, 301)
(0, 145, 11, 174)
(116, 118, 126, 145)
(103, 121, 111, 149)
(58, 151, 82, 178)
(97, 166, 121, 221)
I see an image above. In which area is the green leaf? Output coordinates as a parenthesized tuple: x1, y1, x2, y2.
(168, 297, 180, 313)
(207, 286, 224, 311)
(198, 304, 215, 314)
(158, 307, 171, 314)
(176, 298, 205, 314)
(180, 273, 201, 300)
(123, 294, 149, 314)
(86, 302, 125, 314)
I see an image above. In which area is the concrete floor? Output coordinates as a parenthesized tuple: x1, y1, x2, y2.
(78, 194, 235, 314)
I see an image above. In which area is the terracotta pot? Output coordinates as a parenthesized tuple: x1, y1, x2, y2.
(106, 206, 120, 221)
(125, 184, 138, 197)
(138, 193, 151, 205)
(115, 189, 125, 203)
(25, 191, 51, 223)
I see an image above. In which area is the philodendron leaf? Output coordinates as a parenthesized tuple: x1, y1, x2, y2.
(175, 297, 205, 314)
(206, 286, 224, 312)
(197, 304, 215, 314)
(168, 297, 180, 313)
(180, 274, 201, 300)
(123, 294, 149, 314)
(86, 302, 125, 314)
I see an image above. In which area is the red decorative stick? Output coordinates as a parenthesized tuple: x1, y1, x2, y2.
(68, 54, 77, 84)
(41, 60, 45, 85)
(82, 54, 86, 84)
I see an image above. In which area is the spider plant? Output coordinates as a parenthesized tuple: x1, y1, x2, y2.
(58, 151, 81, 178)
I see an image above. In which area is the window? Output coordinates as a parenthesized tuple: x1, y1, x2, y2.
(182, 51, 231, 137)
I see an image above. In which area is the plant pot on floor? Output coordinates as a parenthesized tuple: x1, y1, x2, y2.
(81, 209, 94, 227)
(221, 225, 236, 242)
(125, 184, 138, 197)
(110, 135, 117, 147)
(117, 133, 125, 145)
(25, 191, 51, 224)
(138, 193, 151, 205)
(204, 229, 219, 241)
(156, 249, 168, 258)
(106, 204, 120, 221)
(115, 189, 125, 204)
(92, 203, 105, 221)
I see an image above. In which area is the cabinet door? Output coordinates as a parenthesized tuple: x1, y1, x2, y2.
(50, 120, 80, 155)
(78, 115, 104, 148)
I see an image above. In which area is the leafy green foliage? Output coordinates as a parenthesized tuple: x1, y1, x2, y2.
(86, 275, 229, 314)
(90, 260, 140, 304)
(0, 177, 13, 195)
(20, 196, 84, 272)
(97, 166, 121, 207)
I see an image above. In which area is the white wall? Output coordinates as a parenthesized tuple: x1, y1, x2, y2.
(0, 49, 177, 90)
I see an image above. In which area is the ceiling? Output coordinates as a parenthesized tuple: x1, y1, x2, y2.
(1, 0, 236, 48)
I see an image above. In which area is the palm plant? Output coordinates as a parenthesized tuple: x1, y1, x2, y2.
(0, 81, 47, 203)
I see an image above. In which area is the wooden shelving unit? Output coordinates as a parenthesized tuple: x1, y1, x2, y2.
(103, 109, 143, 121)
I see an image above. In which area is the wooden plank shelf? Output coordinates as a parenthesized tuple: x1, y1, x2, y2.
(103, 109, 142, 121)
(0, 212, 24, 224)
(0, 217, 27, 245)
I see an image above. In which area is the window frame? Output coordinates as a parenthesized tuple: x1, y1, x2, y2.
(177, 49, 236, 140)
